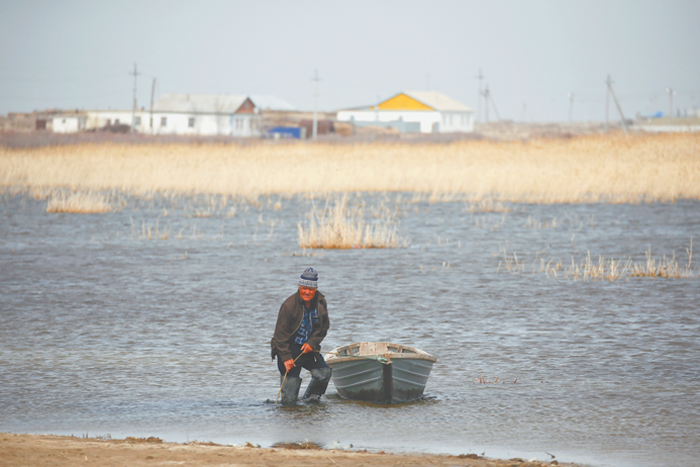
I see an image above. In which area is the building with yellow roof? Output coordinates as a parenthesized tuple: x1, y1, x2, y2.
(337, 91, 474, 133)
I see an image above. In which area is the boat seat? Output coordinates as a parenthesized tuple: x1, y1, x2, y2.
(359, 342, 389, 355)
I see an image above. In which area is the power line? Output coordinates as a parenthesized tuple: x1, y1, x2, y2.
(0, 90, 129, 101)
(0, 73, 124, 83)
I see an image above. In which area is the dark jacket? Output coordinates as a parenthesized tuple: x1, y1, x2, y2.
(271, 290, 329, 363)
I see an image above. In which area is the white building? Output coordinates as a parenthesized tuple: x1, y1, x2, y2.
(148, 94, 261, 136)
(51, 94, 264, 137)
(53, 110, 144, 134)
(52, 114, 88, 133)
(337, 91, 474, 133)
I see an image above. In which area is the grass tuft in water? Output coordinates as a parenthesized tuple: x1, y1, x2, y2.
(46, 191, 112, 213)
(499, 239, 698, 281)
(298, 196, 408, 249)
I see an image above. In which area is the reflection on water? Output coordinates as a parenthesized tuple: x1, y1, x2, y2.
(1, 193, 699, 467)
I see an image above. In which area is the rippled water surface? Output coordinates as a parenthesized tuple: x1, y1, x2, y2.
(1, 192, 699, 467)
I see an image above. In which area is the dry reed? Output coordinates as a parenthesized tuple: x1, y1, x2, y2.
(474, 376, 516, 384)
(1, 133, 698, 202)
(499, 240, 698, 281)
(629, 242, 695, 278)
(465, 199, 514, 213)
(298, 196, 408, 249)
(46, 191, 112, 213)
(130, 217, 171, 240)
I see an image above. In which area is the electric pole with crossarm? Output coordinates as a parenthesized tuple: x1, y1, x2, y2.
(129, 63, 141, 133)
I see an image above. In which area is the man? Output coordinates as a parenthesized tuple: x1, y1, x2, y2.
(271, 267, 332, 404)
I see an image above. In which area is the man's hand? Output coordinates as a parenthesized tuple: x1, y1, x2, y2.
(301, 343, 314, 354)
(284, 359, 295, 372)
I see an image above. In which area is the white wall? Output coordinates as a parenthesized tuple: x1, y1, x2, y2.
(151, 112, 260, 136)
(81, 110, 261, 136)
(52, 116, 87, 133)
(337, 110, 473, 133)
(440, 111, 474, 133)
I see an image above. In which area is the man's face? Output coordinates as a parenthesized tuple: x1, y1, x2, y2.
(299, 286, 317, 303)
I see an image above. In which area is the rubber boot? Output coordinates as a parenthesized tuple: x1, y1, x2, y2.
(279, 376, 302, 405)
(302, 367, 332, 401)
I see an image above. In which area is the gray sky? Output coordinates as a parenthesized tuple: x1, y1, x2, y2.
(1, 0, 698, 121)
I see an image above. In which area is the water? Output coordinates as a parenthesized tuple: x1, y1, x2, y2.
(1, 192, 699, 467)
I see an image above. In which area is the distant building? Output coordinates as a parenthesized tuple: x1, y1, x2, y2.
(2, 110, 64, 132)
(148, 94, 261, 136)
(337, 91, 474, 133)
(52, 110, 133, 133)
(50, 94, 266, 136)
(52, 113, 88, 133)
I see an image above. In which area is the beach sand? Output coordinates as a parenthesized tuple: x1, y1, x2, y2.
(0, 433, 581, 467)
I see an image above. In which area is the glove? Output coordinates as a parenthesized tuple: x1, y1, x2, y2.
(284, 358, 295, 372)
(301, 343, 314, 354)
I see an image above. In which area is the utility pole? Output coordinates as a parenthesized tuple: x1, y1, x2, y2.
(483, 84, 490, 123)
(568, 92, 574, 123)
(311, 69, 320, 139)
(149, 78, 156, 134)
(606, 74, 628, 134)
(475, 68, 484, 130)
(129, 63, 141, 133)
(488, 86, 501, 122)
(605, 78, 611, 132)
(667, 88, 674, 122)
(482, 84, 501, 123)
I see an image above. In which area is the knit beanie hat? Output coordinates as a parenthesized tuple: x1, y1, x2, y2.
(299, 267, 318, 288)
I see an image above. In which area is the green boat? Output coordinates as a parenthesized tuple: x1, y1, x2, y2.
(324, 342, 437, 404)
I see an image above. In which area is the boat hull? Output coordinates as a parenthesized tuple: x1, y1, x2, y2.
(325, 342, 436, 404)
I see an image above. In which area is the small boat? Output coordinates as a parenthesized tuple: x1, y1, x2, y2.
(324, 342, 437, 404)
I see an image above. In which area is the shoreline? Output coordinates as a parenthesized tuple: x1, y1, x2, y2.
(0, 433, 583, 467)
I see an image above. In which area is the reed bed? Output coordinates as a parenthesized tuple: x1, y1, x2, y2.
(298, 196, 408, 249)
(499, 241, 698, 281)
(2, 133, 699, 202)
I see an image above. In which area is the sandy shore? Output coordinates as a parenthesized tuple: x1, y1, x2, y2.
(0, 433, 583, 467)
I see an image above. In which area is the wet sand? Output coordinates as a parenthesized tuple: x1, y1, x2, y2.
(0, 433, 580, 467)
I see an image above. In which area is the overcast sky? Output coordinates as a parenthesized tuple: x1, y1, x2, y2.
(1, 0, 698, 121)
